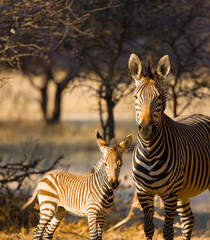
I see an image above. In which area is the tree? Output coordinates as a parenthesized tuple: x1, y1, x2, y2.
(0, 0, 112, 123)
(0, 0, 97, 67)
(22, 53, 81, 123)
(78, 0, 178, 141)
(79, 0, 147, 142)
(143, 0, 210, 117)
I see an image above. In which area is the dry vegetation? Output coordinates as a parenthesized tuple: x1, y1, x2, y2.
(0, 120, 209, 239)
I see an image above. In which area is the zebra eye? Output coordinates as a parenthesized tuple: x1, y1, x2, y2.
(118, 161, 123, 167)
(133, 95, 138, 99)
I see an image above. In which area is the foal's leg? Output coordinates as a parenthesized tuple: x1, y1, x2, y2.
(87, 212, 99, 240)
(43, 206, 67, 240)
(97, 214, 106, 240)
(33, 194, 58, 240)
(33, 208, 55, 240)
(177, 199, 195, 240)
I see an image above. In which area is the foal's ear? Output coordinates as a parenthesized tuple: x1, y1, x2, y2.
(128, 54, 142, 83)
(95, 130, 108, 152)
(156, 55, 170, 79)
(118, 134, 132, 153)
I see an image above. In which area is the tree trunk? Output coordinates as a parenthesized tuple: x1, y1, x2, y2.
(105, 84, 115, 142)
(99, 91, 107, 140)
(40, 86, 48, 122)
(50, 83, 63, 123)
(172, 86, 177, 118)
(106, 97, 115, 142)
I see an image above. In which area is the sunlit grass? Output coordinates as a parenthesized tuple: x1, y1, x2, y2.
(0, 223, 209, 240)
(0, 120, 209, 239)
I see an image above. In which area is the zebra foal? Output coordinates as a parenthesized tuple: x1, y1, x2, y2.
(22, 130, 132, 240)
(128, 53, 209, 240)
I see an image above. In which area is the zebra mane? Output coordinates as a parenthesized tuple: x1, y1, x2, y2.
(141, 55, 168, 104)
(89, 142, 120, 174)
(89, 157, 105, 174)
(146, 55, 153, 79)
(89, 140, 120, 174)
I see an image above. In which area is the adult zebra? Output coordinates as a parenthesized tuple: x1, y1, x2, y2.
(22, 130, 132, 240)
(128, 54, 210, 240)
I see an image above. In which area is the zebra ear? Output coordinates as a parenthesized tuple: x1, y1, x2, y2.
(95, 130, 108, 152)
(156, 55, 170, 79)
(118, 134, 132, 153)
(128, 54, 142, 83)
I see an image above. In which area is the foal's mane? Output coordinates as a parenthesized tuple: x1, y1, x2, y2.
(90, 140, 119, 174)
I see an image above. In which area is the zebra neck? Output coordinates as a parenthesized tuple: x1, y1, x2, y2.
(92, 163, 113, 195)
(137, 115, 168, 158)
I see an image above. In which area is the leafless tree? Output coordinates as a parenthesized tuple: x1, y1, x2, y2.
(79, 0, 149, 142)
(144, 0, 210, 117)
(0, 0, 111, 67)
(22, 53, 81, 123)
(0, 0, 112, 123)
(0, 0, 209, 126)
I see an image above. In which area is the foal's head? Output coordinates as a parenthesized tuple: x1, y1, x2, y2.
(96, 131, 132, 189)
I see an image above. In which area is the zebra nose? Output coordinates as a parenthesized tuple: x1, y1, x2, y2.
(139, 120, 156, 139)
(111, 179, 119, 189)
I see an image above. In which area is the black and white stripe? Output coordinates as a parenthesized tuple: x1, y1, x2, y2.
(22, 131, 132, 240)
(129, 54, 210, 240)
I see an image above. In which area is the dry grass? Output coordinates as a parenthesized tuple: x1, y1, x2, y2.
(0, 120, 209, 239)
(0, 222, 209, 240)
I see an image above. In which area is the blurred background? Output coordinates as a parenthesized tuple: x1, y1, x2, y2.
(0, 0, 209, 239)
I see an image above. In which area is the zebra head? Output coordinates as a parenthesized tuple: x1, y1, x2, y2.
(128, 54, 170, 140)
(96, 130, 132, 189)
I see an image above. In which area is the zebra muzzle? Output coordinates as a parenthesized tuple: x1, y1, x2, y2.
(139, 120, 156, 140)
(111, 180, 119, 189)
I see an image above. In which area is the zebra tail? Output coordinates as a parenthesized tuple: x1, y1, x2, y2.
(21, 188, 38, 210)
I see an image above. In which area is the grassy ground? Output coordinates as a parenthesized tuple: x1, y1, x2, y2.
(0, 223, 209, 240)
(0, 209, 209, 240)
(0, 120, 209, 239)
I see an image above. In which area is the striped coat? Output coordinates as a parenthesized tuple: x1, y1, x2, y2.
(22, 131, 132, 240)
(133, 114, 209, 199)
(129, 53, 210, 240)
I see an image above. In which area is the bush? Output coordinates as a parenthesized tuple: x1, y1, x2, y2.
(0, 145, 63, 233)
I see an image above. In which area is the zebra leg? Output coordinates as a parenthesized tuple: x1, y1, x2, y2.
(87, 213, 99, 240)
(97, 214, 106, 240)
(177, 199, 195, 240)
(138, 192, 154, 240)
(43, 206, 67, 240)
(33, 209, 54, 240)
(162, 195, 178, 240)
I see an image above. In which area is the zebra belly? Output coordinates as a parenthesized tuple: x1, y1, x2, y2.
(65, 207, 86, 217)
(59, 199, 87, 217)
(177, 182, 209, 199)
(133, 175, 181, 197)
(178, 189, 205, 200)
